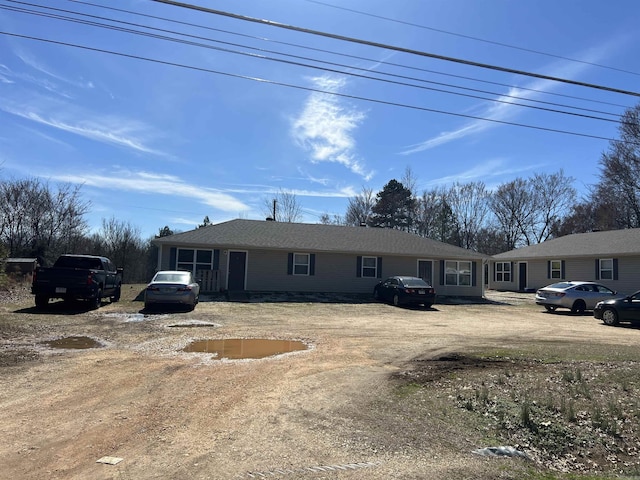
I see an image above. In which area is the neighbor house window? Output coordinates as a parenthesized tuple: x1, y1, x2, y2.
(599, 258, 613, 280)
(495, 262, 511, 282)
(550, 260, 562, 279)
(293, 253, 310, 275)
(177, 248, 214, 273)
(361, 256, 378, 278)
(445, 260, 472, 286)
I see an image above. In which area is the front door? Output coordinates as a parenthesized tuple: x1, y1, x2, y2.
(518, 262, 527, 292)
(228, 251, 247, 291)
(418, 260, 433, 285)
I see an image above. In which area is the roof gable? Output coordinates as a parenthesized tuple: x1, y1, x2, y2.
(154, 219, 485, 259)
(493, 228, 640, 260)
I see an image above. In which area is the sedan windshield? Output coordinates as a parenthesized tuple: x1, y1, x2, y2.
(402, 278, 430, 288)
(547, 282, 573, 289)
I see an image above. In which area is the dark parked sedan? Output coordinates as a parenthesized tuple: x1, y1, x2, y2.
(594, 291, 640, 326)
(373, 276, 436, 307)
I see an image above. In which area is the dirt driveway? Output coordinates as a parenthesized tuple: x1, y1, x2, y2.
(1, 287, 639, 479)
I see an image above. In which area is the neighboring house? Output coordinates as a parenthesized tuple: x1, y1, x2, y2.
(488, 229, 640, 295)
(152, 219, 487, 297)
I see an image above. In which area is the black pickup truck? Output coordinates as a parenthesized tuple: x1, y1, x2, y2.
(31, 254, 123, 310)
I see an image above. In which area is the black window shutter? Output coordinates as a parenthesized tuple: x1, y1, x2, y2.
(613, 258, 619, 280)
(287, 253, 293, 275)
(170, 247, 176, 270)
(439, 260, 445, 285)
(595, 258, 600, 280)
(472, 261, 477, 287)
(561, 260, 566, 279)
(377, 257, 382, 278)
(356, 256, 362, 277)
(547, 260, 550, 279)
(213, 249, 220, 270)
(310, 254, 316, 276)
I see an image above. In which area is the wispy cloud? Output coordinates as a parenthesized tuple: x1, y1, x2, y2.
(423, 157, 544, 189)
(400, 39, 625, 154)
(49, 170, 251, 213)
(0, 97, 165, 156)
(291, 75, 373, 180)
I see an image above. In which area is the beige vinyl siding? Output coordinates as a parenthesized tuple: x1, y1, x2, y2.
(499, 256, 640, 296)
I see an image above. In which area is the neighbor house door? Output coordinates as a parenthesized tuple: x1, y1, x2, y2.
(418, 260, 433, 285)
(518, 262, 527, 291)
(228, 251, 247, 291)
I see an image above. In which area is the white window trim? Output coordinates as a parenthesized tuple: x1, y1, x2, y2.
(495, 262, 511, 283)
(599, 258, 613, 280)
(177, 248, 214, 275)
(361, 256, 378, 278)
(550, 260, 562, 279)
(445, 260, 472, 287)
(293, 253, 310, 276)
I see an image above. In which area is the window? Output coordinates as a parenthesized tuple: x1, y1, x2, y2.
(177, 248, 214, 273)
(445, 261, 472, 286)
(362, 256, 378, 278)
(599, 258, 613, 280)
(550, 260, 562, 279)
(495, 262, 511, 282)
(293, 253, 310, 276)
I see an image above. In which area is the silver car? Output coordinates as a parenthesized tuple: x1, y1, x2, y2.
(144, 270, 200, 311)
(535, 281, 623, 314)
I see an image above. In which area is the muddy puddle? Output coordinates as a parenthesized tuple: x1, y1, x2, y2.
(183, 338, 307, 360)
(42, 336, 102, 349)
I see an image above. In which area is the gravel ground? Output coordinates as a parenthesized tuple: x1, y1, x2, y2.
(2, 285, 640, 479)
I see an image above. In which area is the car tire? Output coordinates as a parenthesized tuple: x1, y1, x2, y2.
(544, 305, 557, 312)
(111, 285, 121, 302)
(424, 302, 433, 309)
(602, 308, 619, 326)
(91, 289, 102, 310)
(393, 294, 400, 307)
(373, 288, 380, 301)
(35, 295, 49, 310)
(571, 300, 586, 314)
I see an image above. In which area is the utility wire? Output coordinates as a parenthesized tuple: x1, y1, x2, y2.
(67, 0, 630, 109)
(0, 30, 633, 145)
(152, 0, 640, 98)
(303, 0, 640, 77)
(2, 3, 622, 122)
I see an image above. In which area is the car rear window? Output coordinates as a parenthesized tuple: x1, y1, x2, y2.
(548, 282, 573, 289)
(403, 279, 430, 287)
(154, 273, 190, 283)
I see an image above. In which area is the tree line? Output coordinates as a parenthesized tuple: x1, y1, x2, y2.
(1, 103, 639, 278)
(320, 103, 640, 254)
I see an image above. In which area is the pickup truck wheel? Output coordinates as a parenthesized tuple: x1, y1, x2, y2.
(91, 289, 102, 310)
(35, 295, 49, 310)
(111, 286, 121, 302)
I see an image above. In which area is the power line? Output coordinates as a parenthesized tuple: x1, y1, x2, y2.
(303, 0, 640, 78)
(0, 3, 622, 123)
(67, 0, 631, 109)
(0, 30, 632, 145)
(152, 0, 640, 98)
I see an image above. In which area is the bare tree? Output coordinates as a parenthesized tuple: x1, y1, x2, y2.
(526, 171, 576, 244)
(414, 187, 456, 243)
(489, 178, 534, 250)
(447, 182, 490, 250)
(262, 189, 303, 223)
(0, 178, 89, 261)
(344, 187, 375, 226)
(98, 216, 145, 281)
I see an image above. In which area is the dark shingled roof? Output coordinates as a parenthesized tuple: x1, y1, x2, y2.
(493, 228, 640, 260)
(153, 219, 486, 259)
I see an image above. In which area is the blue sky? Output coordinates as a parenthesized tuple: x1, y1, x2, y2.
(1, 0, 639, 238)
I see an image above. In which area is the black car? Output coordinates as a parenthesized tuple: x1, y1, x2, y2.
(373, 276, 436, 307)
(594, 290, 640, 326)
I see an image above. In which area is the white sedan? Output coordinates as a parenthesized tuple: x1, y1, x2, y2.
(144, 271, 200, 311)
(535, 281, 623, 314)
